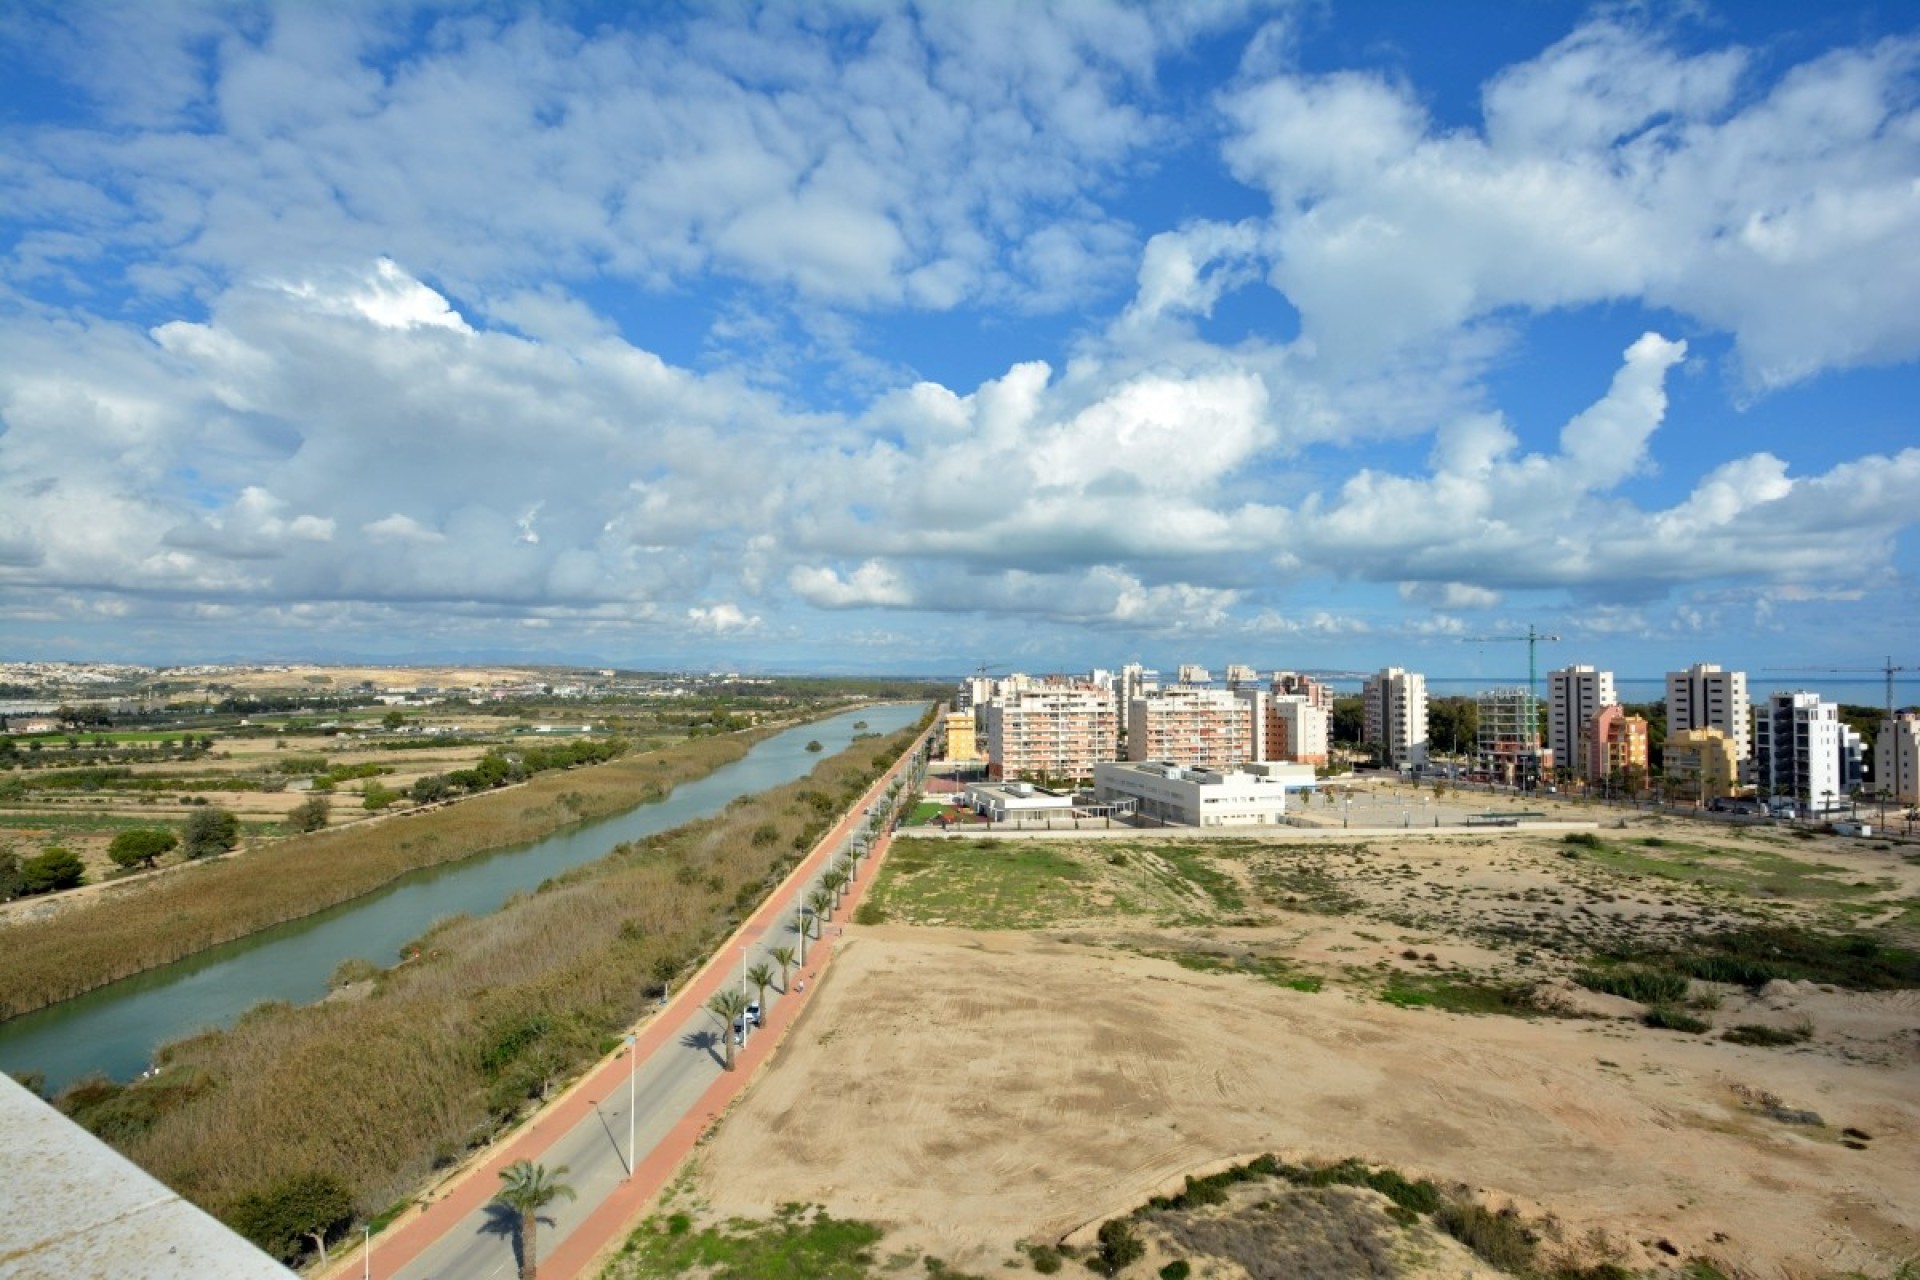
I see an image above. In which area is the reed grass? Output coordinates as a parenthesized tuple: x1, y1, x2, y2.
(0, 732, 765, 1018)
(56, 721, 928, 1242)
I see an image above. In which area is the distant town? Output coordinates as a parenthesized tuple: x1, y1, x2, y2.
(945, 660, 1919, 826)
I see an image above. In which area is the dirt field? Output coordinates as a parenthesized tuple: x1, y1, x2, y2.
(685, 815, 1920, 1279)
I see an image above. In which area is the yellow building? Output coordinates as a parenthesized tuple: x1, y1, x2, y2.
(940, 710, 981, 762)
(1664, 726, 1739, 806)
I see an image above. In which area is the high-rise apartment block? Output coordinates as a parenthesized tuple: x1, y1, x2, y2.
(1268, 695, 1330, 765)
(1175, 664, 1212, 687)
(1878, 712, 1920, 804)
(1475, 686, 1541, 785)
(1363, 667, 1428, 767)
(1754, 691, 1844, 813)
(1548, 665, 1615, 774)
(983, 685, 1118, 783)
(1128, 685, 1254, 771)
(1271, 671, 1334, 712)
(1666, 663, 1750, 768)
(1223, 664, 1261, 690)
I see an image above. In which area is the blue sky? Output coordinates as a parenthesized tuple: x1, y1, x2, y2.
(1, 1, 1917, 680)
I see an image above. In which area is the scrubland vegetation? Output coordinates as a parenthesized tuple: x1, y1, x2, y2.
(42, 718, 927, 1259)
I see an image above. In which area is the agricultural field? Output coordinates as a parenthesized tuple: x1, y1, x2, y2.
(669, 807, 1920, 1280)
(0, 664, 885, 899)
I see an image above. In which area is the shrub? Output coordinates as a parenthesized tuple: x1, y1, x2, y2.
(1573, 966, 1688, 1004)
(227, 1170, 354, 1264)
(1087, 1219, 1144, 1276)
(19, 847, 85, 894)
(1642, 1005, 1711, 1034)
(182, 806, 241, 858)
(1434, 1201, 1535, 1272)
(1721, 1022, 1812, 1047)
(287, 795, 331, 833)
(1158, 1264, 1190, 1280)
(108, 827, 178, 870)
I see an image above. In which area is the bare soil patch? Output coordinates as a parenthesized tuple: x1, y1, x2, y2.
(690, 819, 1920, 1278)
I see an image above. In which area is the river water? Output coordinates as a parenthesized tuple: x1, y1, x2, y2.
(0, 703, 926, 1092)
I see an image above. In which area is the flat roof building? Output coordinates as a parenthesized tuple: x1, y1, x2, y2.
(1094, 760, 1311, 827)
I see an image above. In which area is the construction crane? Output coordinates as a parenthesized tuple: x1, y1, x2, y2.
(1459, 625, 1561, 751)
(1763, 656, 1912, 722)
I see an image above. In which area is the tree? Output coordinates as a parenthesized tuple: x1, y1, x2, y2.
(822, 867, 848, 907)
(230, 1170, 354, 1265)
(182, 806, 241, 859)
(19, 847, 84, 894)
(769, 944, 799, 991)
(410, 773, 452, 805)
(360, 781, 400, 812)
(706, 990, 751, 1072)
(746, 962, 776, 1019)
(287, 795, 331, 833)
(107, 828, 177, 871)
(792, 910, 814, 963)
(0, 849, 23, 900)
(807, 886, 834, 926)
(382, 709, 407, 730)
(492, 1160, 575, 1280)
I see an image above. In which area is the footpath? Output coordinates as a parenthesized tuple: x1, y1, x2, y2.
(344, 725, 929, 1280)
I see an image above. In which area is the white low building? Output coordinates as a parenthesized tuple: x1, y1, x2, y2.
(961, 780, 1077, 822)
(1094, 760, 1315, 827)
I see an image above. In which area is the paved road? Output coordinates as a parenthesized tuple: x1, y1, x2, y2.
(359, 729, 929, 1280)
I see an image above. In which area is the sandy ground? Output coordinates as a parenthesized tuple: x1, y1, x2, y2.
(690, 824, 1920, 1279)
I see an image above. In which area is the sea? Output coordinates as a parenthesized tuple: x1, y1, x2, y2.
(1320, 676, 1920, 712)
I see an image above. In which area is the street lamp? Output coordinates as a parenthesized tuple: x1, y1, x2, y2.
(625, 1032, 638, 1180)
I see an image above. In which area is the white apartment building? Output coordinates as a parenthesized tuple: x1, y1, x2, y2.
(1362, 667, 1428, 768)
(1666, 663, 1751, 768)
(1878, 712, 1920, 804)
(1175, 664, 1212, 687)
(1118, 663, 1160, 712)
(982, 685, 1118, 783)
(1223, 664, 1261, 690)
(1548, 665, 1615, 774)
(1754, 691, 1844, 813)
(1127, 685, 1254, 771)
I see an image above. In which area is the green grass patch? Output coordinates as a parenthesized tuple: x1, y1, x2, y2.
(1642, 1005, 1712, 1034)
(1634, 926, 1920, 992)
(1380, 973, 1544, 1016)
(1153, 843, 1247, 914)
(865, 840, 1097, 928)
(609, 1203, 881, 1279)
(1573, 837, 1886, 907)
(1571, 966, 1689, 1004)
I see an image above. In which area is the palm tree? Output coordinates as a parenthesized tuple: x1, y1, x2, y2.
(746, 961, 775, 1019)
(707, 989, 750, 1070)
(791, 911, 813, 963)
(823, 867, 848, 906)
(808, 886, 834, 926)
(493, 1159, 575, 1280)
(770, 944, 799, 991)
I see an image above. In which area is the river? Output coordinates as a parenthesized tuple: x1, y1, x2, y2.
(0, 702, 926, 1092)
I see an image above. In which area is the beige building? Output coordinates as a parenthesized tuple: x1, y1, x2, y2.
(1264, 694, 1329, 765)
(939, 710, 981, 762)
(982, 684, 1118, 783)
(1664, 727, 1740, 806)
(1878, 712, 1920, 805)
(1127, 685, 1254, 771)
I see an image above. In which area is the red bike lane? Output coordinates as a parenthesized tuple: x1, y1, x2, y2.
(356, 724, 928, 1280)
